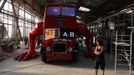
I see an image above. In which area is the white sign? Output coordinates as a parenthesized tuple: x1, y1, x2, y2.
(63, 32, 74, 37)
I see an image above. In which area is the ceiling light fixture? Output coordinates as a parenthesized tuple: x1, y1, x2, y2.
(79, 6, 90, 12)
(76, 16, 81, 19)
(126, 10, 132, 14)
(120, 9, 133, 14)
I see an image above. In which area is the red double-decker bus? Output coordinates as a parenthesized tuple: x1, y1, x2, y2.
(40, 3, 79, 62)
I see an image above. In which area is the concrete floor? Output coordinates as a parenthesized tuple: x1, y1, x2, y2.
(0, 50, 133, 75)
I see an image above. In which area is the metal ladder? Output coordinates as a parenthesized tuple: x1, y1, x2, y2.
(114, 31, 132, 75)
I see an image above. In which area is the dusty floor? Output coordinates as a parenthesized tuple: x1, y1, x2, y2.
(0, 49, 133, 75)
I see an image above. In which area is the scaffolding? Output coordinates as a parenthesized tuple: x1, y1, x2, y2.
(114, 10, 133, 74)
(114, 30, 133, 75)
(108, 8, 134, 75)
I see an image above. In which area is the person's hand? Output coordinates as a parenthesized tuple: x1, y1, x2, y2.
(94, 51, 100, 55)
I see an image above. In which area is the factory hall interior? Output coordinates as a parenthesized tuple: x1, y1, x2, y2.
(0, 0, 134, 75)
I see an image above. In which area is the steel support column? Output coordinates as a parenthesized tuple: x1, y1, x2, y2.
(0, 19, 9, 38)
(0, 0, 7, 38)
(11, 0, 22, 40)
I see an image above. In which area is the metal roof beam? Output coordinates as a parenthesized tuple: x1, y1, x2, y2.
(0, 0, 7, 12)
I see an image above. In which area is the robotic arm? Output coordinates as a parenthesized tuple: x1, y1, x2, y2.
(15, 22, 43, 61)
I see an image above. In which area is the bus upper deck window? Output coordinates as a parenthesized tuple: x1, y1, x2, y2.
(47, 7, 60, 16)
(61, 7, 75, 16)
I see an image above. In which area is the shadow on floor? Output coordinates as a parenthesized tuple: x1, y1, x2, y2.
(42, 53, 114, 70)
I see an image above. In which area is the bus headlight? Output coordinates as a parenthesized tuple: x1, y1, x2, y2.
(46, 47, 51, 52)
(68, 47, 72, 52)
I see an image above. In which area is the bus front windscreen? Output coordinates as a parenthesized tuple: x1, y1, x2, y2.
(47, 6, 76, 16)
(61, 7, 75, 16)
(47, 7, 60, 16)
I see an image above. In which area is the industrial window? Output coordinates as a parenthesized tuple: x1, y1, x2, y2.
(0, 0, 40, 38)
(0, 0, 13, 38)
